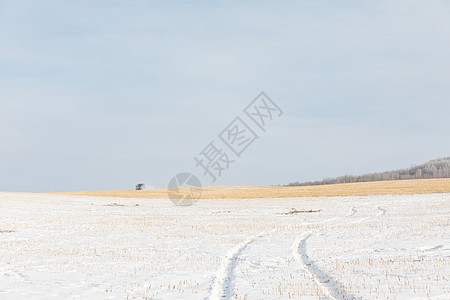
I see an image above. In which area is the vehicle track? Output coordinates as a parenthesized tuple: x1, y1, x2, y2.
(376, 206, 386, 216)
(292, 231, 357, 300)
(292, 206, 387, 299)
(208, 207, 357, 299)
(209, 229, 277, 300)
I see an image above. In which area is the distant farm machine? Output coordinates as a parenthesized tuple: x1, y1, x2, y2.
(135, 183, 145, 190)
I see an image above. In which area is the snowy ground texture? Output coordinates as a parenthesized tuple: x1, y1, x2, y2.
(0, 192, 449, 299)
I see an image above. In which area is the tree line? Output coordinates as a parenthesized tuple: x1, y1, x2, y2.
(287, 157, 450, 187)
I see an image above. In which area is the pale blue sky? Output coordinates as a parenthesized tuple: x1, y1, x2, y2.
(1, 0, 449, 192)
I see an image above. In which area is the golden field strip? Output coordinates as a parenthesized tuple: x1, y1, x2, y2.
(57, 178, 450, 199)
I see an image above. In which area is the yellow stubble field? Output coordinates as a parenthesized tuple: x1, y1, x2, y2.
(56, 178, 450, 199)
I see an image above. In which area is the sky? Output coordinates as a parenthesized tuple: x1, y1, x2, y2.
(1, 0, 450, 192)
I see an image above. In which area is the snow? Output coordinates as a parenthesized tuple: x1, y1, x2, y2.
(0, 192, 449, 299)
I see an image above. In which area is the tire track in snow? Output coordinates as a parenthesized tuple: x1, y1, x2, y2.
(347, 207, 357, 217)
(376, 206, 386, 216)
(209, 229, 276, 300)
(292, 232, 357, 300)
(292, 207, 387, 299)
(208, 208, 355, 299)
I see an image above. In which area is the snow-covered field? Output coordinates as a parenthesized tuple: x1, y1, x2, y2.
(0, 192, 448, 299)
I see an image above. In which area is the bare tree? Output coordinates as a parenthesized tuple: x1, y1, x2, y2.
(287, 157, 450, 186)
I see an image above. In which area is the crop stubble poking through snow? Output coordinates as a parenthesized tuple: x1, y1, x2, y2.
(0, 193, 448, 299)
